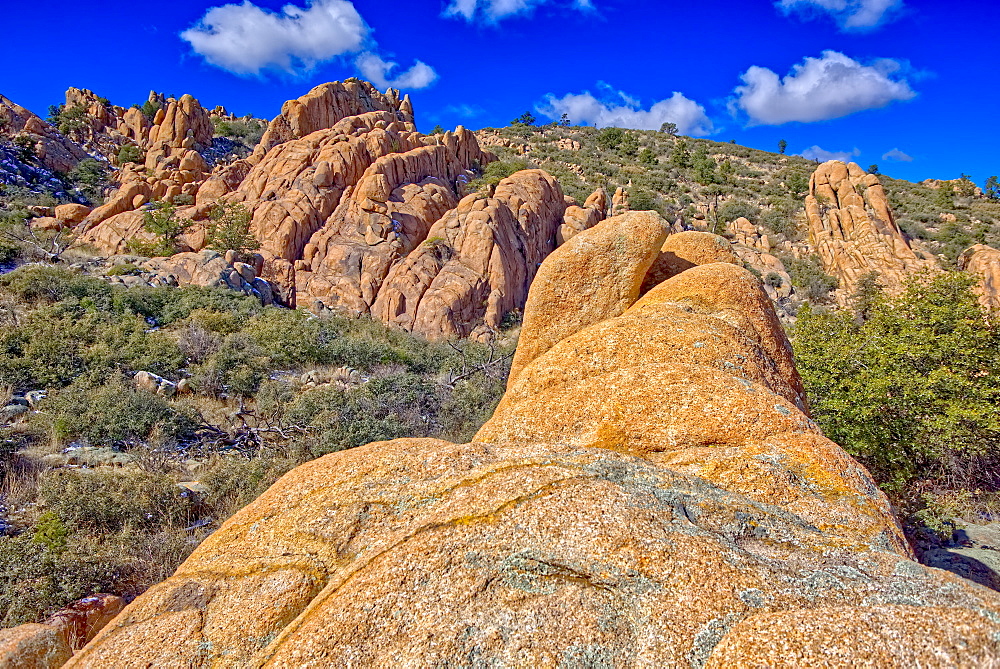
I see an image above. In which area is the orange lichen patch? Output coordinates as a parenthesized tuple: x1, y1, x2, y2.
(479, 363, 816, 456)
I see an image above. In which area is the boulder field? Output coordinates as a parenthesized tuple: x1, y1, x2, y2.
(61, 213, 1000, 667)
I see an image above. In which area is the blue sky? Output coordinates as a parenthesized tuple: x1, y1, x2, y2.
(2, 0, 997, 185)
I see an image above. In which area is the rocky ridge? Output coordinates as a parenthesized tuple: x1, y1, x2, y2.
(62, 212, 1000, 667)
(34, 81, 618, 338)
(8, 81, 998, 332)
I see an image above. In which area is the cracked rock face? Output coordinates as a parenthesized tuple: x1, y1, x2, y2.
(805, 160, 938, 295)
(69, 213, 1000, 667)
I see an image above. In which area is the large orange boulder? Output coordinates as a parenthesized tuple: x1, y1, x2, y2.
(639, 230, 742, 295)
(69, 215, 1000, 666)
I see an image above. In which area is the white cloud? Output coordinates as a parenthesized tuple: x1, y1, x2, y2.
(355, 53, 437, 90)
(443, 104, 485, 118)
(731, 50, 915, 125)
(799, 145, 861, 162)
(882, 147, 913, 162)
(181, 0, 368, 75)
(538, 87, 714, 136)
(777, 0, 903, 30)
(445, 0, 592, 23)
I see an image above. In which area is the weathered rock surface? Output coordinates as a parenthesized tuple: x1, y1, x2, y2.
(558, 187, 607, 245)
(370, 169, 567, 339)
(77, 84, 523, 332)
(805, 160, 937, 295)
(640, 230, 742, 295)
(0, 594, 123, 668)
(255, 80, 414, 156)
(69, 214, 1000, 667)
(959, 244, 1000, 310)
(0, 93, 89, 174)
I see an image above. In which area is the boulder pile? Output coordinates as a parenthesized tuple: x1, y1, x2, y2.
(68, 80, 615, 339)
(65, 212, 1000, 667)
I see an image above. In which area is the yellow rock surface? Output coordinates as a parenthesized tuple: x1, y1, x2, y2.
(959, 243, 1000, 310)
(640, 230, 742, 295)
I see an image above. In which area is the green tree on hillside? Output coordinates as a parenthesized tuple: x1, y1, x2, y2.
(659, 122, 677, 136)
(670, 139, 690, 169)
(512, 111, 536, 126)
(985, 175, 999, 200)
(778, 139, 788, 155)
(692, 145, 718, 184)
(596, 127, 625, 151)
(792, 272, 1000, 494)
(205, 202, 259, 259)
(127, 201, 191, 257)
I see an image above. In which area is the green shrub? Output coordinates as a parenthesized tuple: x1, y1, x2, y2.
(43, 377, 196, 446)
(760, 208, 802, 239)
(66, 159, 111, 205)
(191, 332, 269, 397)
(596, 127, 625, 151)
(106, 263, 141, 276)
(247, 309, 323, 368)
(718, 200, 760, 224)
(127, 201, 191, 257)
(791, 272, 1000, 494)
(781, 254, 838, 302)
(468, 159, 531, 191)
(210, 117, 266, 146)
(205, 202, 259, 257)
(0, 511, 195, 626)
(116, 144, 143, 165)
(288, 372, 443, 456)
(39, 469, 194, 533)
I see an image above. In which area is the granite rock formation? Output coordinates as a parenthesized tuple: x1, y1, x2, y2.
(67, 213, 1000, 667)
(959, 244, 1000, 311)
(805, 160, 937, 295)
(0, 94, 89, 174)
(73, 81, 606, 339)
